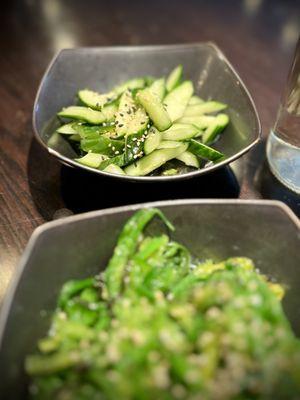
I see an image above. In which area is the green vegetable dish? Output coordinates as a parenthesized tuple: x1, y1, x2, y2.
(26, 209, 300, 399)
(55, 65, 229, 176)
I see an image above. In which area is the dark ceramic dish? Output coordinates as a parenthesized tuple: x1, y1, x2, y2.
(33, 44, 261, 181)
(0, 199, 299, 398)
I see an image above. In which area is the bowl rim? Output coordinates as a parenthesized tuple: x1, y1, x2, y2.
(32, 42, 262, 181)
(0, 198, 298, 349)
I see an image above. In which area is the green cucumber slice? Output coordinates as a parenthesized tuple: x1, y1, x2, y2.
(188, 139, 224, 161)
(100, 103, 117, 122)
(72, 123, 115, 138)
(144, 127, 162, 155)
(124, 131, 145, 164)
(188, 95, 204, 105)
(149, 78, 165, 100)
(166, 65, 183, 92)
(177, 115, 216, 129)
(124, 143, 188, 176)
(202, 114, 229, 144)
(157, 141, 182, 149)
(78, 89, 116, 110)
(58, 106, 106, 124)
(103, 164, 125, 175)
(56, 123, 77, 135)
(162, 168, 178, 176)
(115, 91, 149, 137)
(113, 78, 145, 96)
(176, 151, 199, 168)
(99, 154, 126, 170)
(164, 80, 194, 122)
(183, 101, 227, 117)
(69, 134, 81, 142)
(137, 89, 171, 131)
(162, 123, 199, 140)
(80, 136, 124, 155)
(75, 153, 108, 168)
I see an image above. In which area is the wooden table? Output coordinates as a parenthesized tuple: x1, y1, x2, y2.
(1, 0, 299, 304)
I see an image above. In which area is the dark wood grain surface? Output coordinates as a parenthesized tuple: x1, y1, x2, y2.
(1, 0, 299, 304)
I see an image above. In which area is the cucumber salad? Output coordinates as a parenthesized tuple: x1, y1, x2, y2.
(55, 66, 229, 176)
(26, 209, 300, 399)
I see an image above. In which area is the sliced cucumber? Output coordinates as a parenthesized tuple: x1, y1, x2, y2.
(101, 103, 118, 122)
(166, 65, 183, 92)
(162, 124, 199, 140)
(78, 90, 115, 110)
(177, 115, 216, 129)
(124, 131, 145, 164)
(202, 114, 229, 144)
(69, 134, 81, 142)
(145, 76, 155, 86)
(157, 141, 182, 149)
(149, 78, 165, 100)
(137, 89, 171, 131)
(115, 91, 149, 137)
(144, 127, 162, 155)
(176, 151, 199, 168)
(124, 143, 188, 176)
(58, 106, 106, 124)
(75, 153, 108, 168)
(103, 164, 125, 175)
(57, 123, 78, 135)
(164, 80, 194, 122)
(183, 101, 227, 117)
(113, 78, 145, 96)
(81, 136, 124, 155)
(188, 95, 204, 105)
(162, 168, 178, 176)
(188, 139, 224, 161)
(99, 154, 126, 170)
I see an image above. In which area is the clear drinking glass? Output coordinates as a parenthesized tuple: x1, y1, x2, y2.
(267, 38, 300, 194)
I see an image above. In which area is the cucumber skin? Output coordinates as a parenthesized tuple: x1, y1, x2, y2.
(137, 89, 172, 132)
(124, 144, 188, 176)
(188, 139, 224, 162)
(124, 131, 145, 164)
(202, 114, 229, 144)
(80, 136, 124, 156)
(98, 154, 126, 170)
